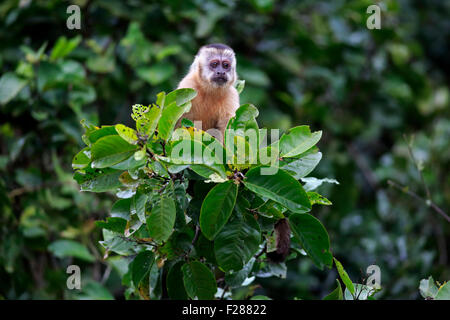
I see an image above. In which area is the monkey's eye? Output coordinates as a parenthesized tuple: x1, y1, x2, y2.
(210, 61, 219, 68)
(222, 62, 230, 69)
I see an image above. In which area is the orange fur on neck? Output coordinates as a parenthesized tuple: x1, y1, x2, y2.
(176, 68, 239, 140)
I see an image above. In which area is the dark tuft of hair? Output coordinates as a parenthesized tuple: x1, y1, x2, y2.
(201, 43, 233, 52)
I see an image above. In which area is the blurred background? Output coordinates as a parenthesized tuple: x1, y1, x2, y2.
(0, 0, 449, 299)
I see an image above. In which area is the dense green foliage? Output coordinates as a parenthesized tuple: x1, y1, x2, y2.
(70, 86, 343, 300)
(0, 0, 449, 299)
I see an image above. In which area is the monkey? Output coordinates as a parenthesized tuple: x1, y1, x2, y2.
(176, 43, 239, 142)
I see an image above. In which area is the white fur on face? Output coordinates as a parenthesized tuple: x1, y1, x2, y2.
(194, 47, 237, 86)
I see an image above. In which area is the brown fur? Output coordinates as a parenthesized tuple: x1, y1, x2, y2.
(267, 219, 291, 263)
(176, 46, 239, 141)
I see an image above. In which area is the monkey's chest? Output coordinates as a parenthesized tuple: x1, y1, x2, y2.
(188, 95, 230, 130)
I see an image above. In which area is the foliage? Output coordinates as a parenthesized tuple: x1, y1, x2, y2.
(419, 276, 450, 300)
(70, 83, 339, 299)
(0, 0, 449, 299)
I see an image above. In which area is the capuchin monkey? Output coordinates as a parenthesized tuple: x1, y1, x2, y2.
(176, 43, 239, 142)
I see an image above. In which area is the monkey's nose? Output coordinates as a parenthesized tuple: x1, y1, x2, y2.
(216, 71, 225, 76)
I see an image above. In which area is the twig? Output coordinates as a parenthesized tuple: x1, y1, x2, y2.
(254, 242, 267, 260)
(101, 265, 112, 284)
(387, 180, 450, 223)
(191, 225, 200, 247)
(184, 225, 200, 259)
(347, 143, 378, 190)
(220, 285, 229, 300)
(403, 134, 431, 200)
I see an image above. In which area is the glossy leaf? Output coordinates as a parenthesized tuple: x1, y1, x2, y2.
(244, 166, 311, 213)
(334, 258, 355, 295)
(199, 181, 238, 240)
(214, 214, 261, 272)
(115, 124, 138, 145)
(0, 72, 27, 105)
(323, 280, 343, 300)
(48, 240, 95, 262)
(289, 213, 333, 269)
(146, 196, 176, 242)
(131, 250, 154, 286)
(91, 135, 138, 168)
(279, 126, 322, 158)
(182, 261, 217, 300)
(166, 261, 188, 300)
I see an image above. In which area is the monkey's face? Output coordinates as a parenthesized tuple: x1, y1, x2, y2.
(196, 46, 236, 88)
(207, 58, 232, 86)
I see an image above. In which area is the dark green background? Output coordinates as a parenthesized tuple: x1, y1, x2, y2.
(0, 0, 449, 299)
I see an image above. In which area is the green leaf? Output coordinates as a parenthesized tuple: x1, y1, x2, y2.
(72, 147, 91, 170)
(288, 213, 333, 269)
(214, 214, 261, 272)
(344, 283, 374, 300)
(37, 61, 61, 91)
(225, 104, 259, 159)
(133, 104, 162, 137)
(131, 190, 148, 223)
(244, 167, 311, 213)
(194, 234, 217, 264)
(95, 217, 127, 233)
(165, 88, 197, 107)
(158, 101, 192, 141)
(50, 36, 81, 61)
(166, 261, 188, 299)
(86, 45, 115, 73)
(235, 79, 245, 94)
(334, 258, 355, 295)
(323, 280, 343, 300)
(99, 230, 140, 256)
(149, 262, 162, 299)
(76, 281, 114, 300)
(48, 240, 95, 262)
(146, 196, 176, 242)
(111, 198, 131, 220)
(167, 134, 227, 179)
(181, 118, 194, 127)
(91, 135, 138, 168)
(76, 169, 123, 192)
(86, 126, 118, 145)
(419, 276, 439, 299)
(225, 258, 255, 288)
(279, 126, 322, 158)
(308, 192, 332, 206)
(137, 63, 175, 85)
(250, 295, 272, 300)
(435, 282, 450, 300)
(255, 200, 285, 218)
(199, 181, 238, 240)
(0, 72, 27, 105)
(131, 250, 154, 286)
(182, 261, 217, 300)
(115, 124, 138, 145)
(279, 148, 322, 179)
(110, 155, 145, 171)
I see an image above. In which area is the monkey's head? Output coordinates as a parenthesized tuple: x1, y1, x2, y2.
(193, 43, 237, 88)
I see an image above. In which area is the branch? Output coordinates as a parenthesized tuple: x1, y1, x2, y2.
(403, 134, 431, 200)
(387, 180, 450, 223)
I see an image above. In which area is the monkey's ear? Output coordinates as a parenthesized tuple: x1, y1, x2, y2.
(266, 219, 291, 263)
